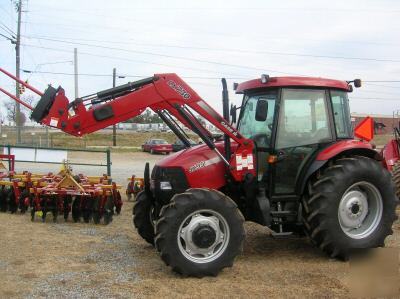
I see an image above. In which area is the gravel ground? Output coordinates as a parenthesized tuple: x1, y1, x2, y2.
(0, 152, 399, 298)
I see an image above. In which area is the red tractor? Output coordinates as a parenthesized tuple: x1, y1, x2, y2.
(1, 68, 398, 277)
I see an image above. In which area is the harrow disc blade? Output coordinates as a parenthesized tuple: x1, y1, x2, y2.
(0, 187, 8, 212)
(71, 196, 82, 223)
(114, 191, 122, 215)
(82, 196, 94, 223)
(92, 196, 101, 224)
(104, 196, 114, 225)
(7, 189, 17, 214)
(63, 195, 72, 221)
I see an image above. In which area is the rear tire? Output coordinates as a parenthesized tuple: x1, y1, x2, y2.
(133, 191, 155, 245)
(155, 188, 245, 277)
(302, 156, 398, 259)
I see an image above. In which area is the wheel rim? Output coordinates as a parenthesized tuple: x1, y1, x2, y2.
(177, 209, 230, 264)
(338, 181, 383, 240)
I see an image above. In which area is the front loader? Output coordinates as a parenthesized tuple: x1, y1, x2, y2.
(1, 68, 398, 277)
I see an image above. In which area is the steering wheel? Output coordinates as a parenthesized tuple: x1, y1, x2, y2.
(250, 133, 270, 147)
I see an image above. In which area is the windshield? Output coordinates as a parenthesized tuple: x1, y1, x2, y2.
(238, 92, 277, 148)
(153, 139, 168, 144)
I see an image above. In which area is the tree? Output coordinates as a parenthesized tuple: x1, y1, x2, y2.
(3, 94, 35, 126)
(4, 100, 27, 126)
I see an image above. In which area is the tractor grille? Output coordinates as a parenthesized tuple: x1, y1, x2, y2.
(151, 166, 189, 204)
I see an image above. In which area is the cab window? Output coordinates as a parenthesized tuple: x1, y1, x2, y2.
(238, 92, 277, 148)
(331, 90, 352, 138)
(276, 89, 332, 149)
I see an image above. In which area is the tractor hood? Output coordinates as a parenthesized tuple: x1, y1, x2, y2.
(155, 141, 237, 190)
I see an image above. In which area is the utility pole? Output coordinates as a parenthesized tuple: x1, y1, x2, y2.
(74, 48, 79, 99)
(15, 0, 22, 143)
(112, 68, 117, 146)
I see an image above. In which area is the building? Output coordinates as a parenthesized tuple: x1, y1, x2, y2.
(351, 113, 400, 135)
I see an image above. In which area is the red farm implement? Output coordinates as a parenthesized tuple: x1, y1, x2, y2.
(0, 158, 122, 224)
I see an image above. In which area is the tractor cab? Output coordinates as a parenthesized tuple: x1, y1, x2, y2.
(235, 76, 353, 197)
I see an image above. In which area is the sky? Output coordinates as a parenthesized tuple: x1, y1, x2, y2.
(0, 0, 400, 123)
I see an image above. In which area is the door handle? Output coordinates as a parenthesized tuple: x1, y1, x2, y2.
(276, 150, 286, 162)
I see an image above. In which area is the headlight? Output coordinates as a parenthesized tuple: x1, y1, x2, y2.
(160, 181, 172, 190)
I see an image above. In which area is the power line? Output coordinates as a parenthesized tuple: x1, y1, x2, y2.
(20, 43, 255, 77)
(0, 26, 14, 39)
(363, 80, 400, 83)
(20, 69, 247, 80)
(357, 89, 400, 96)
(0, 6, 14, 20)
(23, 34, 400, 64)
(365, 83, 400, 89)
(350, 97, 399, 101)
(21, 36, 305, 75)
(0, 21, 16, 36)
(20, 70, 400, 93)
(0, 32, 13, 41)
(22, 14, 400, 48)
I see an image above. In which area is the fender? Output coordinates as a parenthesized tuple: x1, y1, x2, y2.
(295, 139, 381, 195)
(381, 139, 399, 172)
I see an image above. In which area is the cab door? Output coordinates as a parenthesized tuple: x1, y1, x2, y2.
(237, 91, 278, 184)
(271, 89, 333, 195)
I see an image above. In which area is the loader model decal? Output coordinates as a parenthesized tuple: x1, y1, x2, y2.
(189, 161, 206, 173)
(167, 80, 191, 99)
(221, 121, 238, 136)
(188, 156, 221, 173)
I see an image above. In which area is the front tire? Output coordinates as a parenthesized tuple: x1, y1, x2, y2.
(133, 191, 155, 245)
(155, 188, 245, 277)
(302, 156, 398, 259)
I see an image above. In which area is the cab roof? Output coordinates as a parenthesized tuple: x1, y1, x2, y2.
(235, 76, 351, 94)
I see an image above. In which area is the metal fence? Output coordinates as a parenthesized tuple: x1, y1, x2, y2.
(2, 144, 112, 175)
(0, 125, 120, 148)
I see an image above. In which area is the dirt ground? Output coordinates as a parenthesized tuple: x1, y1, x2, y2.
(0, 152, 399, 298)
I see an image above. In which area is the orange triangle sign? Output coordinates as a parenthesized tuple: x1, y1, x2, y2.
(354, 116, 374, 141)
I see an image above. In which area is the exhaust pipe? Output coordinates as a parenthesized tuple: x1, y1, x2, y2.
(221, 78, 231, 161)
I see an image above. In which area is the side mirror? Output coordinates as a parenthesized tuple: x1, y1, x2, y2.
(230, 104, 237, 123)
(354, 79, 362, 88)
(255, 98, 268, 122)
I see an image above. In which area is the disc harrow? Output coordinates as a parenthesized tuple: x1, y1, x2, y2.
(0, 162, 123, 225)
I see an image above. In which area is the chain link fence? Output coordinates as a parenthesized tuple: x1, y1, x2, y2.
(0, 126, 119, 148)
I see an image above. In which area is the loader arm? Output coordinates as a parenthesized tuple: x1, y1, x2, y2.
(0, 69, 255, 181)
